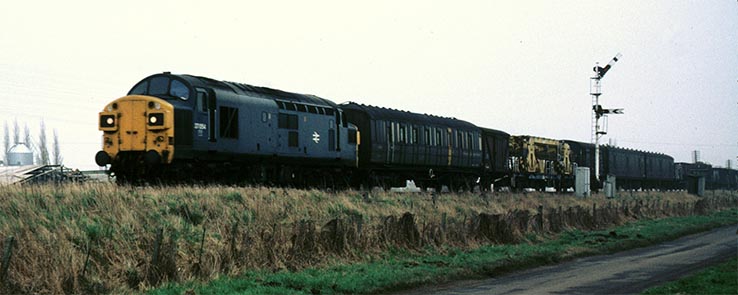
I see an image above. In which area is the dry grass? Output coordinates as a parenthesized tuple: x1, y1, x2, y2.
(0, 183, 730, 294)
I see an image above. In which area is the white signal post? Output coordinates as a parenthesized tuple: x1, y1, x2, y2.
(590, 53, 623, 189)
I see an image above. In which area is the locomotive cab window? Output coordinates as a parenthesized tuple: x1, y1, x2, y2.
(170, 80, 189, 100)
(130, 76, 191, 100)
(149, 76, 169, 95)
(130, 81, 148, 95)
(196, 90, 208, 112)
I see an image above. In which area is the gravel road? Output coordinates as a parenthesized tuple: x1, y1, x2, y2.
(396, 224, 737, 295)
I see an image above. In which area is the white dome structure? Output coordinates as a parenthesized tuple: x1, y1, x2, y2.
(7, 143, 34, 166)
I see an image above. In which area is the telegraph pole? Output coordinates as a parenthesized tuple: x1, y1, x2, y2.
(590, 53, 623, 188)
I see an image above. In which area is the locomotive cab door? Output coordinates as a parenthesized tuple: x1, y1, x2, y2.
(193, 88, 217, 153)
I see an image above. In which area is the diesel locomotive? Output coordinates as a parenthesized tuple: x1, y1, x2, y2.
(95, 72, 358, 185)
(96, 72, 737, 192)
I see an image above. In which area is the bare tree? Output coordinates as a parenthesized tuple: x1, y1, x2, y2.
(12, 119, 19, 145)
(3, 121, 9, 164)
(23, 123, 36, 164)
(53, 129, 62, 165)
(23, 124, 31, 147)
(38, 120, 50, 165)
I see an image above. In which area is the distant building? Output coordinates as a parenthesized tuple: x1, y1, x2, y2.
(7, 143, 33, 166)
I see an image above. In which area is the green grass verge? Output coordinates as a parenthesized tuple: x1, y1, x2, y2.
(641, 257, 737, 295)
(150, 209, 738, 295)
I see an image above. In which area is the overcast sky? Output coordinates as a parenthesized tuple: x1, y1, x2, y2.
(1, 1, 736, 170)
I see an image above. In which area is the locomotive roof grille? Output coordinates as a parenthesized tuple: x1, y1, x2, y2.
(175, 74, 337, 107)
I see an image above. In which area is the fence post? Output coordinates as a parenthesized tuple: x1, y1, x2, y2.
(558, 206, 563, 228)
(537, 205, 544, 232)
(592, 203, 597, 228)
(198, 226, 207, 276)
(356, 216, 364, 239)
(1, 236, 14, 286)
(230, 222, 238, 260)
(441, 212, 447, 233)
(151, 228, 163, 272)
(81, 239, 92, 278)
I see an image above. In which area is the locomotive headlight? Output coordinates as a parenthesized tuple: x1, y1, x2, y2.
(148, 113, 164, 126)
(148, 101, 161, 110)
(100, 114, 115, 128)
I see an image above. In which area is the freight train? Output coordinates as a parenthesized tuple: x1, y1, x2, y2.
(96, 73, 738, 192)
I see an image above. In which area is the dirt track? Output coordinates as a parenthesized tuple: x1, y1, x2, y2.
(397, 224, 737, 295)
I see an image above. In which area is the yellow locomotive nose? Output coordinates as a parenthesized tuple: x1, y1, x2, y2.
(96, 95, 175, 166)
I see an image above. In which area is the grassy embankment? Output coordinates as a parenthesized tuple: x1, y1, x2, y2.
(641, 257, 737, 295)
(150, 209, 738, 295)
(0, 183, 734, 294)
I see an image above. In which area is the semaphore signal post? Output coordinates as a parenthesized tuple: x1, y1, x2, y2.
(590, 53, 624, 189)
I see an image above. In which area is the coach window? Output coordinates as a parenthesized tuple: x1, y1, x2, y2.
(411, 127, 418, 144)
(435, 130, 442, 146)
(424, 129, 430, 146)
(399, 126, 406, 143)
